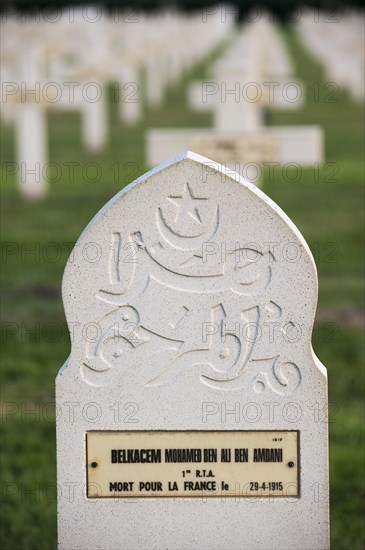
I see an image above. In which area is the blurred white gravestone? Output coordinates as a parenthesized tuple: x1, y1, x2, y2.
(147, 18, 322, 175)
(57, 152, 329, 549)
(1, 8, 236, 199)
(298, 10, 364, 103)
(148, 126, 322, 170)
(16, 40, 47, 199)
(188, 18, 304, 129)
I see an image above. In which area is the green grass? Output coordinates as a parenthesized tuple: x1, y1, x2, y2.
(1, 25, 364, 550)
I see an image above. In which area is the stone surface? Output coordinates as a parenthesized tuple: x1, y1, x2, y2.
(57, 151, 329, 549)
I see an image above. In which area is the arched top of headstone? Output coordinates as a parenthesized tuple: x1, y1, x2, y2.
(60, 151, 325, 394)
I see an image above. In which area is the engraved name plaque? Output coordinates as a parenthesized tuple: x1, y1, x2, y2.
(87, 430, 299, 498)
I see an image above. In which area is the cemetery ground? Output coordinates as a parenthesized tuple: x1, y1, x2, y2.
(1, 27, 364, 550)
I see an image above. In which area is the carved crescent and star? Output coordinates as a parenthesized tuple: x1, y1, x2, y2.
(167, 182, 208, 225)
(155, 183, 220, 260)
(83, 179, 301, 395)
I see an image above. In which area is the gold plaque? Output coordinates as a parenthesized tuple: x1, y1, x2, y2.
(190, 135, 278, 164)
(87, 431, 299, 498)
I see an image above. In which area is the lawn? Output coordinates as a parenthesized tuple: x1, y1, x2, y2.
(1, 25, 364, 549)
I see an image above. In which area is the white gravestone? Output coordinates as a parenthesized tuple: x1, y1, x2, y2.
(57, 151, 329, 549)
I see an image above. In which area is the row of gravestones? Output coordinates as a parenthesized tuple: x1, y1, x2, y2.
(57, 150, 329, 549)
(0, 7, 234, 199)
(147, 12, 324, 179)
(297, 9, 364, 103)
